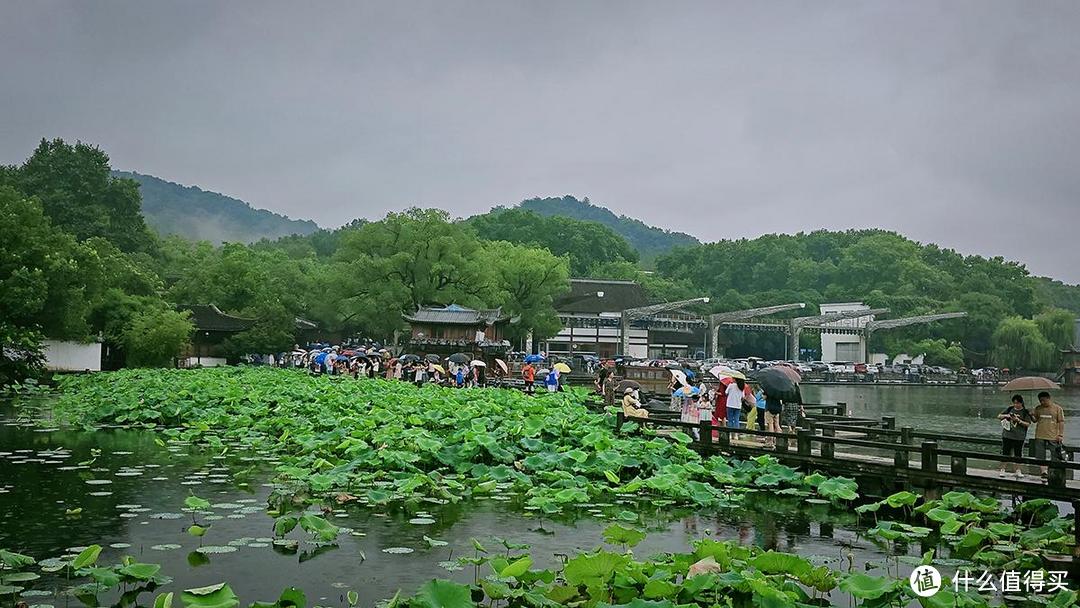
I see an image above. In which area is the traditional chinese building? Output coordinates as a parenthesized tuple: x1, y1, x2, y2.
(402, 304, 512, 358)
(179, 304, 319, 366)
(181, 304, 256, 366)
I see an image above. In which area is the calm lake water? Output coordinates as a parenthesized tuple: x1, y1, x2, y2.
(801, 385, 1080, 444)
(0, 387, 1069, 605)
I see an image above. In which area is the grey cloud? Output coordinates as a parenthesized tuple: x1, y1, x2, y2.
(2, 0, 1077, 282)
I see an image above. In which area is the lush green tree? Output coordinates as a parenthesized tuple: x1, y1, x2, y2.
(890, 338, 965, 368)
(222, 305, 298, 356)
(0, 186, 95, 341)
(482, 240, 570, 342)
(991, 316, 1056, 371)
(1034, 308, 1076, 351)
(469, 208, 638, 276)
(0, 326, 45, 385)
(165, 242, 317, 353)
(123, 307, 193, 367)
(5, 139, 156, 253)
(335, 208, 491, 312)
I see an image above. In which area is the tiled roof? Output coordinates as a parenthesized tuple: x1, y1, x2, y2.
(554, 279, 650, 313)
(181, 304, 256, 332)
(404, 305, 509, 325)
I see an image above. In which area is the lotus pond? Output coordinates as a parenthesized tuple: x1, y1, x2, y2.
(0, 368, 1075, 608)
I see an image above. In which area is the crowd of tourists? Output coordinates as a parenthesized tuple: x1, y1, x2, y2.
(275, 343, 505, 388)
(600, 365, 806, 447)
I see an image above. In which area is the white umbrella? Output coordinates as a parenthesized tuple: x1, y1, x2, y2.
(709, 365, 746, 380)
(669, 369, 688, 385)
(471, 360, 487, 367)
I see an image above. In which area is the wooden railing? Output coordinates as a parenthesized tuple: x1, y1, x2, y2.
(615, 409, 1080, 501)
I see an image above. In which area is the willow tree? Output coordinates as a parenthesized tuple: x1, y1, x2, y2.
(991, 316, 1056, 371)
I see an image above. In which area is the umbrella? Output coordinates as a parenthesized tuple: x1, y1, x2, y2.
(399, 354, 420, 363)
(616, 379, 641, 392)
(752, 367, 799, 401)
(432, 364, 446, 374)
(773, 365, 802, 383)
(494, 358, 509, 374)
(425, 354, 441, 363)
(665, 362, 682, 370)
(669, 369, 688, 385)
(524, 354, 545, 363)
(553, 362, 572, 373)
(1001, 376, 1060, 392)
(672, 385, 701, 397)
(709, 365, 746, 380)
(448, 353, 470, 364)
(471, 360, 487, 367)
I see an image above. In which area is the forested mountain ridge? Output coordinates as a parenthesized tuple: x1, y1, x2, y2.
(513, 196, 700, 263)
(114, 171, 319, 244)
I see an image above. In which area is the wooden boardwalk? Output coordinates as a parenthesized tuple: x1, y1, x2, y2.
(616, 404, 1080, 504)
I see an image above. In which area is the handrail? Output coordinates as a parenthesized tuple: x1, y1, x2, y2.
(616, 411, 1080, 493)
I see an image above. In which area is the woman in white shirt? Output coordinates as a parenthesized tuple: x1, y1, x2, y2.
(725, 378, 746, 430)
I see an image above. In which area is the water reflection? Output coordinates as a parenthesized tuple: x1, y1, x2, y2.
(0, 403, 924, 605)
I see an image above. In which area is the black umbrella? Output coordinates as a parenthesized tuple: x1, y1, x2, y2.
(616, 379, 641, 392)
(448, 353, 470, 364)
(751, 367, 800, 401)
(399, 354, 421, 363)
(424, 353, 441, 363)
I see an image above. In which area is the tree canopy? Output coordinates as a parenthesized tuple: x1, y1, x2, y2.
(468, 208, 638, 276)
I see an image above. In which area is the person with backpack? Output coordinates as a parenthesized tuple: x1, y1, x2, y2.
(997, 394, 1034, 478)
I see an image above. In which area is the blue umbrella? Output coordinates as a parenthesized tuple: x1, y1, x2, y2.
(672, 386, 701, 397)
(524, 354, 545, 363)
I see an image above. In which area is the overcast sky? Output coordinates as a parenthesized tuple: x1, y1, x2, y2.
(2, 1, 1078, 282)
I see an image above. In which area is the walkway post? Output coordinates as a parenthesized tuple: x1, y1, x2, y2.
(835, 402, 847, 417)
(881, 416, 896, 430)
(950, 455, 968, 476)
(900, 426, 913, 446)
(1048, 461, 1066, 489)
(921, 442, 939, 473)
(698, 420, 712, 452)
(797, 429, 813, 456)
(820, 427, 835, 459)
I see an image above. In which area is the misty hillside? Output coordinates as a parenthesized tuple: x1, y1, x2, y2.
(114, 171, 319, 244)
(517, 196, 700, 262)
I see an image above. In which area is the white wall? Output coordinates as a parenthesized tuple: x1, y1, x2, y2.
(181, 357, 228, 368)
(43, 340, 102, 372)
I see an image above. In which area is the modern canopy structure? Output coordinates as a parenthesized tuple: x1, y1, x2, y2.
(620, 297, 710, 357)
(785, 308, 889, 361)
(707, 303, 807, 358)
(858, 312, 968, 361)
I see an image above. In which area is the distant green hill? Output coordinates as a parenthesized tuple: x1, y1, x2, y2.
(517, 196, 699, 263)
(114, 171, 319, 244)
(1033, 276, 1080, 315)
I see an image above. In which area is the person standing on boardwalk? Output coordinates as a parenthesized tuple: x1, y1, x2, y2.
(725, 378, 745, 431)
(1033, 391, 1066, 479)
(601, 372, 616, 409)
(997, 394, 1033, 478)
(521, 362, 536, 394)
